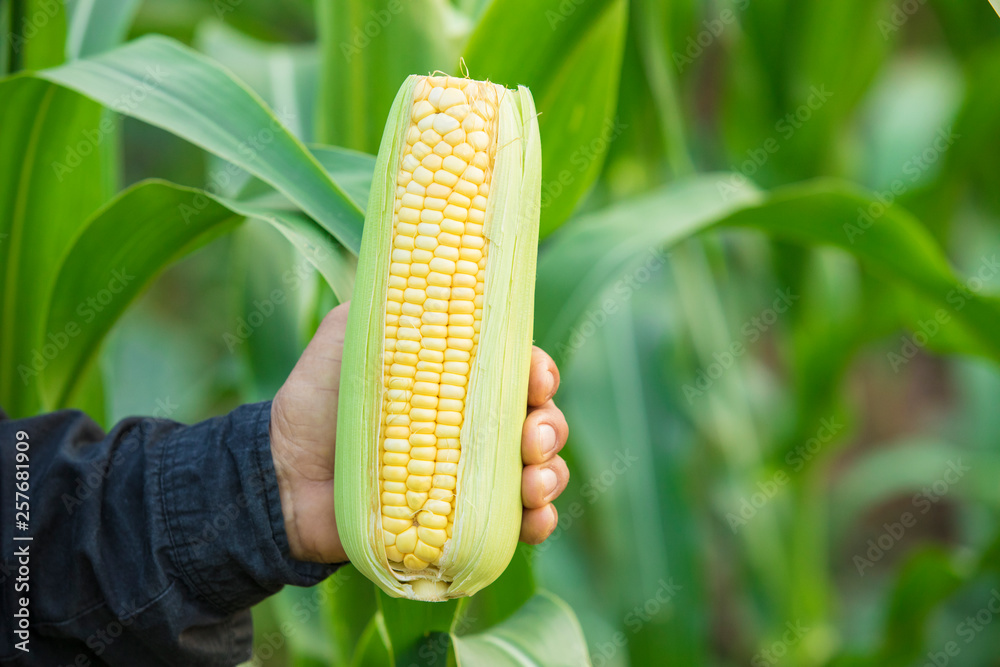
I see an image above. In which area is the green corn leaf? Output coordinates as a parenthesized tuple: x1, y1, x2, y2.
(871, 549, 964, 664)
(450, 591, 591, 667)
(309, 145, 376, 211)
(322, 566, 379, 667)
(456, 543, 536, 634)
(830, 439, 1000, 542)
(0, 77, 106, 417)
(316, 0, 466, 152)
(32, 35, 365, 252)
(231, 144, 376, 213)
(377, 592, 459, 666)
(930, 0, 1000, 57)
(265, 586, 337, 665)
(8, 0, 67, 71)
(351, 614, 392, 667)
(463, 0, 628, 238)
(535, 175, 1000, 368)
(722, 0, 892, 183)
(65, 0, 141, 59)
(552, 287, 708, 664)
(195, 19, 319, 142)
(41, 179, 352, 408)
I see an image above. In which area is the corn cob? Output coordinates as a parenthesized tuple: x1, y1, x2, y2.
(335, 74, 541, 601)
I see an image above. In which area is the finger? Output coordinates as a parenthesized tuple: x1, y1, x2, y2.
(527, 346, 560, 407)
(521, 400, 569, 465)
(520, 504, 558, 545)
(521, 456, 569, 509)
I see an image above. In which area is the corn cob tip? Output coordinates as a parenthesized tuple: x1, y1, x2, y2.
(408, 578, 451, 601)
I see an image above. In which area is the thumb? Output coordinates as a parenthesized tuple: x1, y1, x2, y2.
(273, 300, 351, 450)
(286, 301, 351, 395)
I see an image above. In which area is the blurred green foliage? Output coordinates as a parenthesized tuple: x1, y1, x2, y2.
(3, 0, 1000, 665)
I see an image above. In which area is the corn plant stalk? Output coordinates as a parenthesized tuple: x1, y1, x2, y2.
(336, 74, 541, 601)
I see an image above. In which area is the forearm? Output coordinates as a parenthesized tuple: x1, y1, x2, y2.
(0, 402, 338, 666)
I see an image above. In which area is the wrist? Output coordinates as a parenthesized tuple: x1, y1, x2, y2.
(269, 399, 349, 564)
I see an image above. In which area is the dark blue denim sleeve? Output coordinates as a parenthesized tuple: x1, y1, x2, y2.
(0, 401, 339, 666)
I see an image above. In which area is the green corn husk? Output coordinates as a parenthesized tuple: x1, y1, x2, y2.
(334, 74, 541, 601)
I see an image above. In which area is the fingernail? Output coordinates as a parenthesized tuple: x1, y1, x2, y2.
(547, 504, 559, 531)
(540, 468, 558, 498)
(546, 371, 556, 397)
(539, 424, 557, 456)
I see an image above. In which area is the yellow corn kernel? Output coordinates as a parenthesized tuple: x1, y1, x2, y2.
(336, 72, 540, 601)
(369, 75, 502, 574)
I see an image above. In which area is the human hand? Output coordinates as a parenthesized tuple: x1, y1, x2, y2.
(269, 302, 570, 563)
